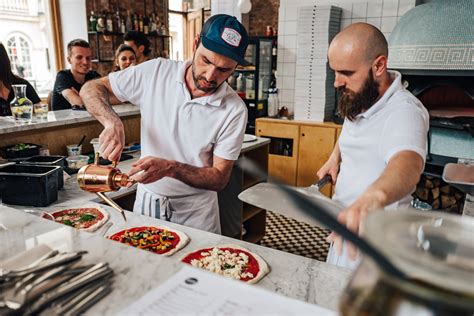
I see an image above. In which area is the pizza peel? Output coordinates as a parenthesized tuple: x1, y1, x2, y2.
(237, 158, 407, 280)
(238, 175, 342, 226)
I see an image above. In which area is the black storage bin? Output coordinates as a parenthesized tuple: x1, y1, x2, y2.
(21, 155, 65, 189)
(0, 165, 59, 207)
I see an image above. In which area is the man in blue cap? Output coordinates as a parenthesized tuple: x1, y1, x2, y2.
(80, 15, 249, 233)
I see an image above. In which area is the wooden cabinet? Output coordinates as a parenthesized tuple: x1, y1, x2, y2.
(255, 120, 299, 185)
(256, 118, 341, 197)
(297, 125, 337, 197)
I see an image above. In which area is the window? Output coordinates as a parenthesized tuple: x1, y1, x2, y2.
(0, 0, 61, 96)
(6, 33, 33, 79)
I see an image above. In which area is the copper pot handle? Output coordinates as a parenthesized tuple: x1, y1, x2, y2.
(94, 151, 118, 168)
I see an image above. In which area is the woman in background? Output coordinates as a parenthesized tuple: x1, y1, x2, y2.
(113, 44, 136, 72)
(0, 42, 41, 116)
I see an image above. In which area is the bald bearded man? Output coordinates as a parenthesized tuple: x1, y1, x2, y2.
(316, 23, 429, 269)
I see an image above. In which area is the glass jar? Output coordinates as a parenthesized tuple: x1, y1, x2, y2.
(10, 84, 33, 123)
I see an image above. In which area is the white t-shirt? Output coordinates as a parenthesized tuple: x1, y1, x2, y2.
(108, 58, 247, 233)
(328, 70, 429, 269)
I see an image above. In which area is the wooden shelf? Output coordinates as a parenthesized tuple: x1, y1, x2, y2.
(243, 178, 263, 190)
(242, 209, 266, 244)
(88, 31, 170, 37)
(243, 231, 264, 243)
(243, 203, 264, 222)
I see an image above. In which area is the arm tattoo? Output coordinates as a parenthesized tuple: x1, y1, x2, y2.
(80, 79, 121, 126)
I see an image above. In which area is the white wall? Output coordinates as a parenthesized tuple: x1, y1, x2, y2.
(59, 0, 87, 68)
(277, 0, 416, 115)
(211, 0, 242, 21)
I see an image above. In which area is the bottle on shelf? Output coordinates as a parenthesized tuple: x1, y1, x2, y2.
(143, 14, 150, 35)
(106, 11, 114, 32)
(160, 22, 167, 36)
(96, 11, 106, 32)
(150, 13, 158, 35)
(115, 10, 121, 33)
(89, 11, 97, 32)
(120, 18, 126, 34)
(125, 10, 132, 31)
(133, 13, 139, 31)
(139, 14, 144, 33)
(245, 73, 255, 99)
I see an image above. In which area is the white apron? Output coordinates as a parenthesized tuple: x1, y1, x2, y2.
(133, 184, 221, 234)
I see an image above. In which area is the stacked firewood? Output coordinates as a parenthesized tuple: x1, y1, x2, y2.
(413, 175, 465, 214)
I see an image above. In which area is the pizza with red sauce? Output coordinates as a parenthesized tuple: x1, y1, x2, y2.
(108, 226, 189, 256)
(48, 207, 109, 232)
(181, 245, 270, 284)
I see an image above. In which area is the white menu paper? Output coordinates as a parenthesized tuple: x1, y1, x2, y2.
(118, 266, 336, 315)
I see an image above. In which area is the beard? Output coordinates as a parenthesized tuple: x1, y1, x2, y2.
(191, 62, 219, 93)
(336, 70, 380, 121)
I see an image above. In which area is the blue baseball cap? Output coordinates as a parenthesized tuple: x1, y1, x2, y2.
(200, 14, 250, 66)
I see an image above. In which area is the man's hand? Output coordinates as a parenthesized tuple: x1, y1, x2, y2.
(128, 156, 174, 184)
(316, 142, 341, 183)
(327, 150, 424, 261)
(327, 190, 386, 259)
(99, 121, 125, 162)
(316, 156, 340, 184)
(128, 155, 234, 191)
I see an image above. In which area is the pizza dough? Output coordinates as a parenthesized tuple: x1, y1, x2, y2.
(49, 207, 109, 232)
(181, 244, 270, 284)
(108, 226, 190, 256)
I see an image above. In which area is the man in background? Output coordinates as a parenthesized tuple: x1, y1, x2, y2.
(51, 39, 100, 110)
(123, 31, 152, 64)
(317, 23, 429, 269)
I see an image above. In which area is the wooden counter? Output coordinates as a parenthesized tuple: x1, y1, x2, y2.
(0, 104, 140, 156)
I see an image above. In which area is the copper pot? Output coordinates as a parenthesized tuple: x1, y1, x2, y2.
(77, 153, 134, 193)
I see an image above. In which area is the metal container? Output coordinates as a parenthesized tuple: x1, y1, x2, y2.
(340, 210, 474, 315)
(442, 163, 474, 195)
(77, 153, 134, 193)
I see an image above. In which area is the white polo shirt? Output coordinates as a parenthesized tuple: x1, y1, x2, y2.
(333, 70, 429, 210)
(108, 58, 247, 233)
(327, 70, 429, 269)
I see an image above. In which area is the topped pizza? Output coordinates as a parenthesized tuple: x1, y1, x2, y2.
(181, 245, 270, 284)
(108, 226, 189, 256)
(48, 207, 109, 232)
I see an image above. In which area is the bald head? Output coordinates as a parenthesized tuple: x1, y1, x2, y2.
(330, 23, 388, 63)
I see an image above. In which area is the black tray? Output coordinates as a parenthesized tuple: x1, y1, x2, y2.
(0, 164, 59, 206)
(4, 143, 40, 160)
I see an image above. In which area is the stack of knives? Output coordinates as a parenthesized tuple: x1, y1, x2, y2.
(0, 250, 113, 315)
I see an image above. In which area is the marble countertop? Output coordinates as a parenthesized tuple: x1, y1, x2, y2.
(0, 180, 351, 314)
(0, 136, 354, 312)
(0, 104, 140, 134)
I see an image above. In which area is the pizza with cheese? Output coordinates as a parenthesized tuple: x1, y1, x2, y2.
(48, 207, 109, 232)
(181, 245, 270, 284)
(108, 226, 189, 256)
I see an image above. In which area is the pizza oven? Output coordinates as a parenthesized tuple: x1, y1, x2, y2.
(388, 0, 473, 213)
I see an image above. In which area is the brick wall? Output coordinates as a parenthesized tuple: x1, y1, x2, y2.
(85, 0, 169, 75)
(248, 0, 280, 36)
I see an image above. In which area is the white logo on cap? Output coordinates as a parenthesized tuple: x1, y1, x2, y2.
(221, 27, 241, 47)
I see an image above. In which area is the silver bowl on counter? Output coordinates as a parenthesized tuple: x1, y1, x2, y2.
(340, 210, 474, 316)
